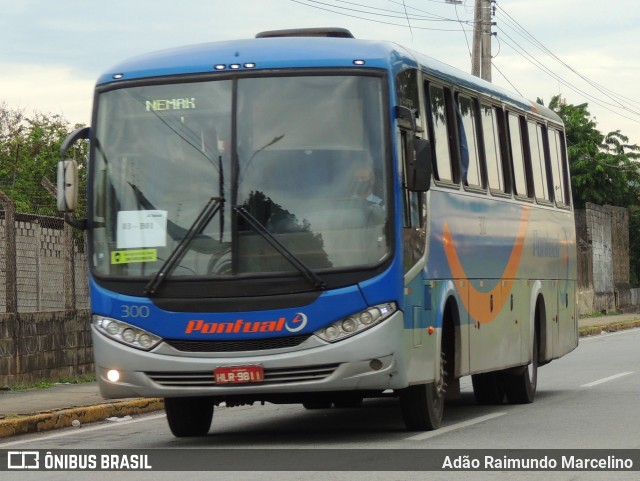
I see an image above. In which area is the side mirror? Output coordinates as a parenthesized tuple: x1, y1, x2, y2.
(57, 160, 78, 212)
(407, 138, 432, 192)
(57, 126, 90, 229)
(395, 106, 432, 192)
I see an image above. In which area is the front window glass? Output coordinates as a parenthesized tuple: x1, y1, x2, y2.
(91, 75, 389, 280)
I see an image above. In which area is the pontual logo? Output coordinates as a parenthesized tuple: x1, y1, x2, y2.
(185, 313, 308, 335)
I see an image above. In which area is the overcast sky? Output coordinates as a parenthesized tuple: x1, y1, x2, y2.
(1, 0, 639, 144)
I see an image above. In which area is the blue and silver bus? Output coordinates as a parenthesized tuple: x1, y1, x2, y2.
(58, 27, 577, 437)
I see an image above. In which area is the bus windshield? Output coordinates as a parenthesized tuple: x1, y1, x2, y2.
(91, 74, 390, 280)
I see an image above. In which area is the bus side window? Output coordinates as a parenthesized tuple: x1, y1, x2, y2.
(548, 128, 569, 207)
(507, 112, 530, 198)
(456, 94, 483, 188)
(481, 104, 506, 193)
(427, 84, 454, 182)
(528, 121, 551, 202)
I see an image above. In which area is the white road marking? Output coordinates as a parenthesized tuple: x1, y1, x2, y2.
(0, 413, 167, 448)
(580, 371, 634, 388)
(404, 412, 507, 441)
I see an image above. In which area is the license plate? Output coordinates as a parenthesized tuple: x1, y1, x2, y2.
(214, 365, 264, 384)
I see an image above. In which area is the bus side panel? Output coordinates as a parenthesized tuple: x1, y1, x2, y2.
(468, 278, 525, 374)
(422, 188, 577, 375)
(557, 215, 579, 357)
(403, 270, 438, 385)
(557, 279, 578, 356)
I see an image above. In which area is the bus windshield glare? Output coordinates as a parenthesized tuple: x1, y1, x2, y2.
(91, 74, 389, 279)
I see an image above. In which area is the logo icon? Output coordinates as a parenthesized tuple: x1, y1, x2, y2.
(285, 312, 308, 333)
(8, 451, 39, 470)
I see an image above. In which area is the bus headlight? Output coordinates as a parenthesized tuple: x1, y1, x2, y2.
(93, 316, 162, 351)
(315, 302, 397, 343)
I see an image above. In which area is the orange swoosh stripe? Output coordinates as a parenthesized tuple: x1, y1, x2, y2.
(443, 207, 530, 323)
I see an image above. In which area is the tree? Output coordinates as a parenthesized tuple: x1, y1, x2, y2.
(0, 102, 87, 215)
(547, 95, 640, 208)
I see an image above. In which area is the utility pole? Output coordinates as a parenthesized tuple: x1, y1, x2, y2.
(471, 0, 492, 81)
(471, 0, 481, 78)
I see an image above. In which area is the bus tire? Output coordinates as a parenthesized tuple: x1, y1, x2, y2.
(399, 381, 444, 431)
(164, 397, 214, 437)
(471, 372, 505, 405)
(400, 346, 446, 431)
(503, 327, 538, 404)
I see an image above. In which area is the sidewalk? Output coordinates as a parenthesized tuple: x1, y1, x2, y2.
(1, 313, 639, 439)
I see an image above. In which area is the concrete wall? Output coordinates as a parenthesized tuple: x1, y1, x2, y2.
(0, 310, 93, 386)
(610, 206, 631, 307)
(576, 203, 633, 315)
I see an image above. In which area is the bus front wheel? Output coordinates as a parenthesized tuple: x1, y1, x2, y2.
(164, 397, 214, 437)
(399, 381, 444, 431)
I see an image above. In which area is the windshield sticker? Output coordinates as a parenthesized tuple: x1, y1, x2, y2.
(117, 210, 167, 248)
(111, 249, 157, 265)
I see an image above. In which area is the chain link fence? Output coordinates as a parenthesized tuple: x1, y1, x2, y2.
(0, 208, 88, 313)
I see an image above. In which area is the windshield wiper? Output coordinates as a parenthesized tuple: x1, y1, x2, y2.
(144, 196, 223, 295)
(233, 206, 326, 290)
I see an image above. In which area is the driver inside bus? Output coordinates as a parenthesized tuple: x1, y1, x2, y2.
(352, 162, 384, 207)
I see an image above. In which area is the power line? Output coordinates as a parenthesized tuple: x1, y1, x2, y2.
(451, 1, 473, 60)
(292, 0, 640, 130)
(493, 4, 640, 120)
(495, 5, 640, 111)
(400, 0, 415, 42)
(491, 61, 522, 96)
(290, 0, 474, 32)
(385, 0, 477, 22)
(495, 27, 640, 125)
(321, 0, 461, 21)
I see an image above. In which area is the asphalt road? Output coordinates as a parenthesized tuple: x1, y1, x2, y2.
(2, 327, 639, 480)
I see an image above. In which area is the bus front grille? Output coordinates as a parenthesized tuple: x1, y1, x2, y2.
(146, 364, 339, 387)
(164, 335, 311, 352)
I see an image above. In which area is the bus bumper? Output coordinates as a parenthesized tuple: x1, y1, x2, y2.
(92, 310, 412, 399)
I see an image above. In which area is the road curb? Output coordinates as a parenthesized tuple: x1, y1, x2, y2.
(0, 398, 164, 439)
(578, 319, 640, 337)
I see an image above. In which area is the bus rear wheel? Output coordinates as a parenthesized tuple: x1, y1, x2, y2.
(471, 372, 505, 404)
(503, 327, 538, 404)
(164, 397, 214, 437)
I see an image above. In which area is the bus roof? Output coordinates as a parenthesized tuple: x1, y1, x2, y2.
(97, 33, 560, 122)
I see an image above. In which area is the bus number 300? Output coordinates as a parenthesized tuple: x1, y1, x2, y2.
(121, 305, 151, 318)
